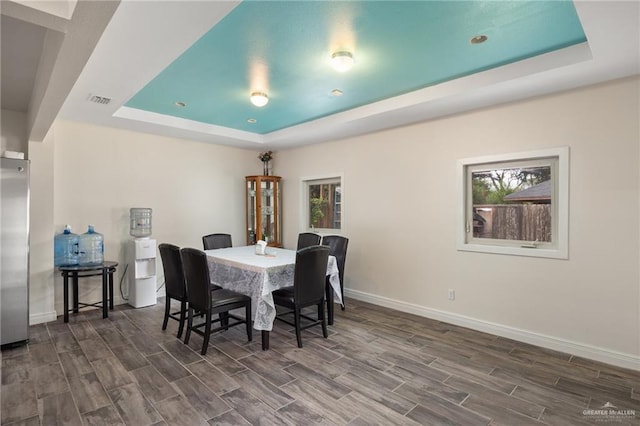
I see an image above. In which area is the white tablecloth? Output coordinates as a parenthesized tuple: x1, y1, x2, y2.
(205, 246, 342, 331)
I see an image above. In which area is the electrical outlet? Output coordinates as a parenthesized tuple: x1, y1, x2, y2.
(448, 289, 455, 301)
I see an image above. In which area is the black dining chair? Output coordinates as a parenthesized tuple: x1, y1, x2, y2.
(322, 235, 349, 313)
(202, 233, 232, 250)
(180, 248, 252, 355)
(159, 243, 188, 338)
(272, 245, 330, 348)
(296, 232, 321, 250)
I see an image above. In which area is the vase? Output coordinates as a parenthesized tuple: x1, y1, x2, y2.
(263, 161, 270, 176)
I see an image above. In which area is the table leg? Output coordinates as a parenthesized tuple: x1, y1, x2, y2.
(63, 272, 69, 323)
(108, 269, 114, 310)
(72, 272, 79, 313)
(261, 330, 270, 350)
(102, 269, 108, 319)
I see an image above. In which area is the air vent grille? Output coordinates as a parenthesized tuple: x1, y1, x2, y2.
(88, 95, 111, 105)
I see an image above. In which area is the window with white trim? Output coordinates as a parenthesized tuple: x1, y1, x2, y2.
(457, 147, 569, 259)
(301, 175, 342, 232)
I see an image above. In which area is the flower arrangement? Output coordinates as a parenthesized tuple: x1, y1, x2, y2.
(258, 150, 273, 175)
(258, 150, 273, 163)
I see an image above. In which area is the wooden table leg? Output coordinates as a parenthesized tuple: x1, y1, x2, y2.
(261, 330, 270, 350)
(63, 272, 69, 323)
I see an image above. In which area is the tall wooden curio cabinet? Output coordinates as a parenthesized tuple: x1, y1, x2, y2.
(246, 176, 282, 247)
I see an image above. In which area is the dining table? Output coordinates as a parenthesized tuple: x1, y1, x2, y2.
(205, 245, 342, 350)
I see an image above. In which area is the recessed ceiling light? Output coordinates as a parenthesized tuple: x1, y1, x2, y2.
(250, 92, 269, 107)
(247, 118, 257, 124)
(470, 35, 488, 45)
(330, 51, 354, 72)
(174, 101, 186, 107)
(330, 89, 343, 97)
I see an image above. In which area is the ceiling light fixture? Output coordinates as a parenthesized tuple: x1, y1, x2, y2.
(330, 51, 354, 72)
(330, 89, 344, 96)
(470, 35, 488, 44)
(250, 92, 269, 107)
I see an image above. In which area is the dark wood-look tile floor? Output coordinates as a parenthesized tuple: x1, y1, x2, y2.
(2, 299, 639, 425)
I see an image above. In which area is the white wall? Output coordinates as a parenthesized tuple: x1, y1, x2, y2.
(28, 129, 55, 323)
(277, 76, 640, 369)
(46, 120, 257, 316)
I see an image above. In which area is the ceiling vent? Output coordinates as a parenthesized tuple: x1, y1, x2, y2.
(88, 94, 112, 105)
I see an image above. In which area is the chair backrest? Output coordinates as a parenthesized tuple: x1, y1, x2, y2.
(159, 243, 186, 300)
(297, 232, 322, 250)
(294, 245, 330, 306)
(202, 233, 232, 250)
(179, 248, 212, 313)
(322, 235, 349, 283)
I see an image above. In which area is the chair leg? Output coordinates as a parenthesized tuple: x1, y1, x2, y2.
(162, 297, 170, 330)
(294, 308, 302, 348)
(184, 307, 193, 345)
(319, 301, 328, 338)
(245, 303, 253, 342)
(341, 282, 345, 311)
(177, 300, 186, 339)
(202, 310, 212, 355)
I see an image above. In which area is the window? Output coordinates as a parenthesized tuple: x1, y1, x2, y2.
(301, 175, 343, 232)
(457, 147, 569, 259)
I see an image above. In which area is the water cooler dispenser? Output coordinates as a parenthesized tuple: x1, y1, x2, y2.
(128, 208, 157, 308)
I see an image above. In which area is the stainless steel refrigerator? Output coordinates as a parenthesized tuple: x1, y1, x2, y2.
(1, 157, 30, 347)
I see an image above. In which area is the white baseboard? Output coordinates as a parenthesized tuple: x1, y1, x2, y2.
(29, 311, 57, 325)
(345, 289, 640, 371)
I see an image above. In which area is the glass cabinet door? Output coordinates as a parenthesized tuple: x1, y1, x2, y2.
(246, 176, 281, 247)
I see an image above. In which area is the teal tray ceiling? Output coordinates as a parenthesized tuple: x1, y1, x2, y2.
(125, 1, 586, 135)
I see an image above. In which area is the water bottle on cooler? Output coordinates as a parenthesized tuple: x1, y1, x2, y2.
(78, 225, 104, 266)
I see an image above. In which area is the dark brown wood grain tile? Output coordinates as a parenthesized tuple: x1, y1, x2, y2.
(334, 372, 417, 415)
(405, 400, 491, 426)
(59, 349, 94, 377)
(332, 356, 403, 391)
(108, 383, 162, 425)
(91, 356, 133, 390)
(340, 389, 423, 426)
(146, 351, 191, 382)
(2, 353, 31, 385)
(220, 387, 292, 426)
(199, 345, 247, 376)
(68, 321, 99, 341)
(160, 339, 202, 365)
(1, 382, 38, 424)
(130, 365, 178, 404)
(208, 410, 252, 425)
(461, 396, 546, 426)
(281, 379, 357, 424)
(81, 405, 125, 426)
(184, 360, 240, 395)
(113, 342, 150, 371)
(31, 362, 68, 399)
(172, 375, 231, 420)
(28, 342, 59, 366)
(96, 327, 130, 349)
(77, 336, 112, 364)
(231, 370, 294, 410)
(284, 362, 352, 399)
(393, 379, 469, 406)
(238, 352, 296, 387)
(27, 324, 51, 344)
(67, 372, 111, 414)
(153, 394, 209, 426)
(276, 400, 334, 425)
(446, 375, 545, 420)
(38, 391, 82, 426)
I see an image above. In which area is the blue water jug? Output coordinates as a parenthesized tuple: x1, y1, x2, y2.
(54, 225, 79, 266)
(78, 225, 104, 266)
